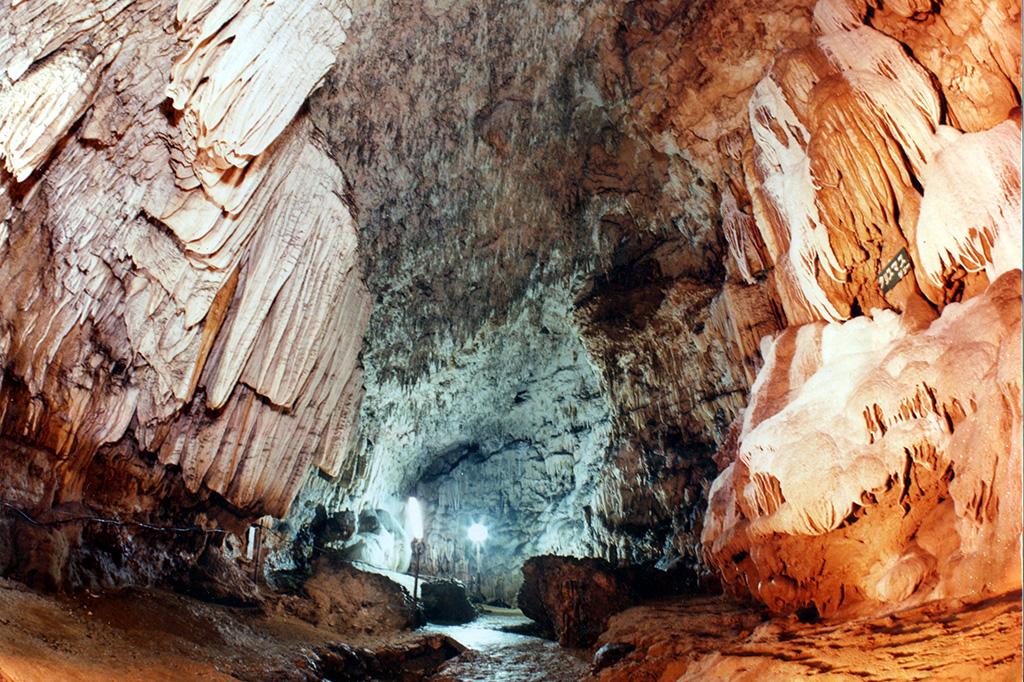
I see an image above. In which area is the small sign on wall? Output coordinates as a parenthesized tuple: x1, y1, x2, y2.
(878, 248, 912, 293)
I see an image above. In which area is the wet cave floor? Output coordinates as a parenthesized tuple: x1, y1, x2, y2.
(0, 577, 1019, 681)
(424, 608, 589, 682)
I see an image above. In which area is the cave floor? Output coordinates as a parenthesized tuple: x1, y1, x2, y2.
(0, 577, 433, 681)
(0, 577, 590, 682)
(591, 591, 1024, 681)
(424, 607, 590, 681)
(0, 577, 1018, 682)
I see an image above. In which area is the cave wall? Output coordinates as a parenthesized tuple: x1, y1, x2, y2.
(402, 291, 613, 603)
(702, 0, 1022, 617)
(0, 0, 1018, 609)
(705, 271, 1022, 617)
(297, 0, 823, 597)
(0, 0, 370, 587)
(327, 0, 1021, 604)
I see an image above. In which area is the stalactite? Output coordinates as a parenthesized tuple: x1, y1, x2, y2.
(0, 0, 370, 520)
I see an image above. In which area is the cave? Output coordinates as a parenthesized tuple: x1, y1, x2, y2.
(0, 0, 1021, 680)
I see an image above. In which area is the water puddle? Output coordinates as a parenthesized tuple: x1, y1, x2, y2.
(425, 609, 589, 681)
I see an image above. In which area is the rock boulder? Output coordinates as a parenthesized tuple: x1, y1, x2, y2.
(280, 556, 423, 634)
(517, 555, 693, 647)
(421, 578, 477, 625)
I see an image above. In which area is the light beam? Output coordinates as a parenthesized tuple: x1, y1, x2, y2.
(406, 496, 424, 541)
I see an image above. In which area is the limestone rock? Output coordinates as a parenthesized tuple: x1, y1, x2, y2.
(518, 555, 694, 647)
(0, 0, 1020, 636)
(313, 635, 465, 682)
(738, 0, 1021, 321)
(283, 556, 423, 634)
(0, 0, 370, 547)
(518, 556, 637, 648)
(587, 591, 1022, 681)
(591, 642, 636, 673)
(421, 578, 477, 625)
(703, 271, 1022, 616)
(323, 0, 811, 604)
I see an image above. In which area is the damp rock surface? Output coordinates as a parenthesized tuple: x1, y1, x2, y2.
(275, 556, 423, 635)
(0, 577, 442, 681)
(0, 0, 1020, 624)
(314, 634, 465, 682)
(518, 556, 634, 647)
(517, 555, 694, 647)
(425, 609, 591, 682)
(421, 578, 478, 625)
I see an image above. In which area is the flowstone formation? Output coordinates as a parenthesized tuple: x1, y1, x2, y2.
(0, 1, 370, 588)
(705, 271, 1022, 616)
(700, 0, 1023, 618)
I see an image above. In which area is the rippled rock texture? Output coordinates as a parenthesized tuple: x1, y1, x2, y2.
(0, 0, 369, 588)
(701, 0, 1023, 618)
(587, 591, 1022, 681)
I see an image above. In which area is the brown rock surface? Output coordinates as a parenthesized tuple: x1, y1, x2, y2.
(0, 8, 1020, 679)
(518, 556, 638, 648)
(0, 0, 368, 532)
(703, 270, 1022, 616)
(313, 635, 465, 682)
(737, 0, 1021, 322)
(587, 590, 1022, 681)
(517, 555, 694, 647)
(421, 578, 477, 625)
(0, 0, 373, 590)
(279, 556, 423, 635)
(0, 577, 452, 682)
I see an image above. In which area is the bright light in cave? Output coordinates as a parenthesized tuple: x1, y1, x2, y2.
(467, 521, 488, 544)
(406, 496, 424, 541)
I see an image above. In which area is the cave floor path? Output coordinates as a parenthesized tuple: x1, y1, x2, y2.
(424, 608, 590, 682)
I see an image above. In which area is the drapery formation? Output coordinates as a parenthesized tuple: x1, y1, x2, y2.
(0, 1, 370, 518)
